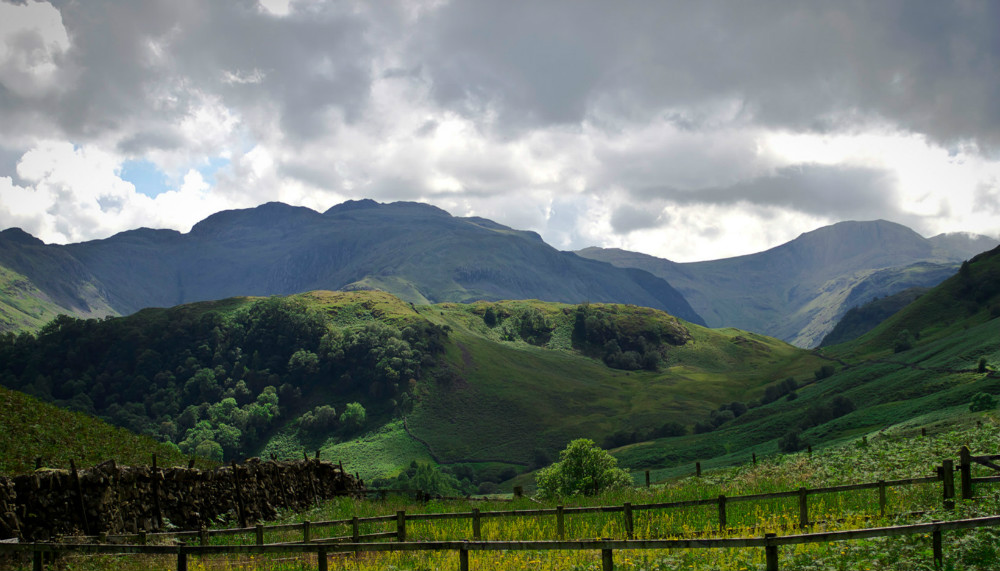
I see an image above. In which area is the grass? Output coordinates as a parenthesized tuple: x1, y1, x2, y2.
(22, 411, 1000, 570)
(0, 386, 212, 474)
(320, 420, 435, 482)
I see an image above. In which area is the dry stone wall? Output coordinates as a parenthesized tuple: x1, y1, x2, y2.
(0, 458, 362, 541)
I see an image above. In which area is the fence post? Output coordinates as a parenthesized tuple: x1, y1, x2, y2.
(32, 549, 42, 571)
(513, 486, 524, 498)
(472, 508, 481, 540)
(752, 453, 757, 465)
(352, 516, 360, 542)
(878, 480, 886, 518)
(69, 459, 90, 536)
(396, 511, 406, 542)
(718, 494, 727, 532)
(798, 488, 808, 529)
(460, 545, 470, 571)
(960, 446, 972, 500)
(942, 460, 955, 510)
(765, 533, 779, 571)
(602, 548, 614, 571)
(199, 526, 208, 546)
(645, 470, 650, 488)
(256, 524, 264, 545)
(557, 505, 565, 540)
(138, 531, 147, 545)
(932, 527, 943, 569)
(318, 546, 328, 571)
(623, 503, 633, 539)
(303, 520, 311, 543)
(176, 546, 188, 571)
(696, 462, 702, 477)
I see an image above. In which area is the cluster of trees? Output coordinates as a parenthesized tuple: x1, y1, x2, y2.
(372, 461, 476, 497)
(482, 305, 554, 346)
(570, 305, 671, 371)
(0, 297, 448, 461)
(778, 395, 857, 452)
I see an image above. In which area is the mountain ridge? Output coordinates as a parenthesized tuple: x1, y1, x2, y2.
(577, 219, 998, 347)
(0, 200, 705, 328)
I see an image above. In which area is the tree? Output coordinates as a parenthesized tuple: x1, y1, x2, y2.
(893, 329, 915, 353)
(970, 392, 997, 412)
(340, 401, 367, 432)
(534, 439, 632, 498)
(778, 429, 805, 453)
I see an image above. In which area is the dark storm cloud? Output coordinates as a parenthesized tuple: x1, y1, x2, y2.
(410, 0, 1000, 147)
(3, 0, 376, 151)
(612, 165, 905, 234)
(610, 203, 662, 234)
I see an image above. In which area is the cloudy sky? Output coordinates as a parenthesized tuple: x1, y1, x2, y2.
(1, 0, 998, 262)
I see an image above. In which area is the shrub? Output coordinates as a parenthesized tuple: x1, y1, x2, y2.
(970, 392, 997, 412)
(535, 439, 632, 498)
(778, 429, 805, 453)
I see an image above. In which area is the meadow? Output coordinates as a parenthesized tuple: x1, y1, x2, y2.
(14, 410, 1000, 571)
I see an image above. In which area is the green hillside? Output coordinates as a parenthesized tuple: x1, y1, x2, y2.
(0, 385, 212, 475)
(3, 239, 997, 491)
(0, 291, 821, 485)
(612, 245, 1000, 482)
(818, 286, 928, 347)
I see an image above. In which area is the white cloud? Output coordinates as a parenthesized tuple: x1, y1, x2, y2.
(0, 0, 70, 97)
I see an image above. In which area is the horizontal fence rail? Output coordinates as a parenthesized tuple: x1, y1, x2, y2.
(48, 451, 993, 548)
(6, 514, 1000, 571)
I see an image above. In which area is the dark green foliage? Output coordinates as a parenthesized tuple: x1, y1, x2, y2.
(0, 295, 447, 461)
(893, 329, 915, 353)
(969, 392, 997, 412)
(778, 429, 805, 453)
(372, 461, 473, 496)
(978, 357, 988, 373)
(570, 304, 686, 371)
(299, 405, 338, 436)
(814, 365, 836, 381)
(763, 377, 799, 404)
(482, 306, 497, 327)
(800, 396, 856, 430)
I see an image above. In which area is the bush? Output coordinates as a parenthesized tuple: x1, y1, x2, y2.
(778, 430, 805, 453)
(970, 392, 997, 412)
(894, 329, 915, 353)
(978, 357, 989, 374)
(535, 439, 633, 498)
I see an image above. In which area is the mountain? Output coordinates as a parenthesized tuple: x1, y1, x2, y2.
(0, 200, 704, 328)
(577, 220, 998, 347)
(817, 287, 928, 347)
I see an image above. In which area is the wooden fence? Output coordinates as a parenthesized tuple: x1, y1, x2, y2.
(5, 446, 997, 570)
(6, 514, 1000, 571)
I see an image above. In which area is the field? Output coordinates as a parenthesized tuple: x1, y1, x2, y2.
(10, 409, 1000, 570)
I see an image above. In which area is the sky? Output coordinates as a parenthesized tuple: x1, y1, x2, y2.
(0, 1, 998, 262)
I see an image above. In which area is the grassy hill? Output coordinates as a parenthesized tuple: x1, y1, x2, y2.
(0, 385, 212, 475)
(611, 245, 1000, 482)
(2, 241, 997, 490)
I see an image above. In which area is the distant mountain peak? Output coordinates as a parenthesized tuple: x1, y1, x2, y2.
(0, 228, 44, 246)
(324, 199, 451, 218)
(188, 202, 323, 237)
